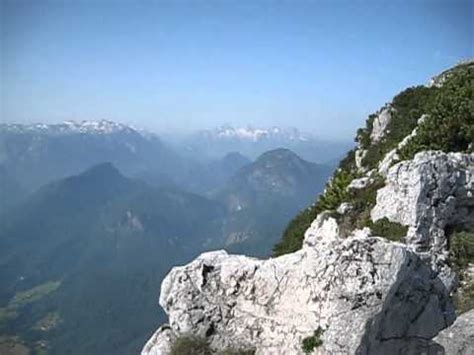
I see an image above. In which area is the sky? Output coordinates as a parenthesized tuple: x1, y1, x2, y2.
(1, 0, 473, 139)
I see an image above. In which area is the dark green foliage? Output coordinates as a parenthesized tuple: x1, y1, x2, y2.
(400, 64, 474, 159)
(169, 336, 255, 355)
(450, 231, 474, 313)
(337, 149, 357, 172)
(335, 176, 385, 237)
(317, 169, 356, 211)
(450, 231, 474, 273)
(170, 336, 212, 355)
(368, 218, 408, 241)
(356, 114, 377, 149)
(301, 327, 324, 353)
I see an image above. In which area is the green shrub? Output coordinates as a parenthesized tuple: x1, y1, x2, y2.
(399, 65, 474, 160)
(450, 231, 474, 272)
(334, 175, 385, 237)
(170, 335, 212, 355)
(369, 218, 408, 241)
(450, 231, 474, 313)
(301, 327, 324, 353)
(170, 335, 256, 355)
(357, 114, 377, 149)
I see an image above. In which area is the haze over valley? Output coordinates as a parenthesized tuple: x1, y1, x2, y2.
(0, 120, 336, 353)
(1, 0, 472, 354)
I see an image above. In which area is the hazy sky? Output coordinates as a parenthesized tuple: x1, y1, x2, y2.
(1, 0, 472, 139)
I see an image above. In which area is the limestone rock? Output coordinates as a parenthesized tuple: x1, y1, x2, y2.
(355, 148, 368, 171)
(433, 309, 474, 355)
(336, 202, 352, 214)
(370, 106, 393, 143)
(143, 225, 455, 354)
(371, 151, 474, 286)
(142, 325, 177, 355)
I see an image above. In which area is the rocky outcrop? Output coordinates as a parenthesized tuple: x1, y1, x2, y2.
(371, 151, 474, 288)
(143, 148, 473, 354)
(433, 309, 474, 354)
(143, 214, 456, 354)
(370, 106, 393, 144)
(142, 326, 177, 355)
(143, 63, 474, 354)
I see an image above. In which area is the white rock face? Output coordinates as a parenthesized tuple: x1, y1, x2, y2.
(347, 176, 373, 190)
(433, 309, 474, 354)
(142, 326, 176, 355)
(370, 107, 392, 143)
(143, 214, 455, 355)
(371, 151, 474, 286)
(355, 148, 368, 171)
(336, 202, 352, 214)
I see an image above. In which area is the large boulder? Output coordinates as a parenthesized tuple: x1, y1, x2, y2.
(143, 215, 455, 354)
(433, 309, 474, 355)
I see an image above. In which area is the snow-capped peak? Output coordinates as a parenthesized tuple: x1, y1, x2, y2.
(205, 125, 311, 142)
(1, 120, 143, 136)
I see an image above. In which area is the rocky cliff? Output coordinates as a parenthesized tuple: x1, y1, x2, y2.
(143, 62, 473, 354)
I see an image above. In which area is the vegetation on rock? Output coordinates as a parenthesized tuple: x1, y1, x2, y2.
(399, 64, 474, 159)
(368, 218, 409, 242)
(274, 61, 473, 256)
(301, 327, 324, 353)
(451, 231, 474, 272)
(170, 335, 255, 355)
(361, 86, 436, 169)
(450, 230, 474, 313)
(170, 335, 212, 355)
(335, 176, 385, 238)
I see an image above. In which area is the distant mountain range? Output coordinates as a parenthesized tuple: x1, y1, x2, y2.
(0, 120, 338, 354)
(214, 148, 332, 255)
(164, 124, 352, 163)
(0, 120, 180, 192)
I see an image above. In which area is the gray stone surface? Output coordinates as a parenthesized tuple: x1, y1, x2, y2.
(434, 309, 474, 355)
(143, 214, 455, 354)
(371, 151, 474, 288)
